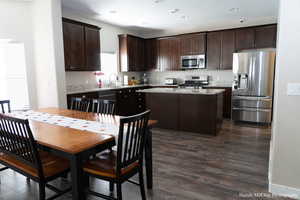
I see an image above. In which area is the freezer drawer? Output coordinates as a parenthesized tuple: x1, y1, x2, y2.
(232, 96, 272, 109)
(232, 107, 272, 123)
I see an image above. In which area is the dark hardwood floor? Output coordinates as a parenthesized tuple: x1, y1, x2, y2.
(0, 120, 291, 200)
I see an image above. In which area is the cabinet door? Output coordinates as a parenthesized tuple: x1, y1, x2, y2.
(206, 32, 221, 70)
(119, 35, 128, 72)
(158, 39, 170, 71)
(63, 21, 85, 70)
(136, 37, 145, 71)
(145, 39, 158, 71)
(180, 33, 206, 55)
(235, 28, 255, 51)
(255, 25, 277, 48)
(85, 27, 101, 70)
(220, 30, 235, 70)
(158, 38, 180, 71)
(169, 38, 180, 70)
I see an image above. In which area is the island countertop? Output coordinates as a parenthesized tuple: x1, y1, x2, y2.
(137, 88, 225, 95)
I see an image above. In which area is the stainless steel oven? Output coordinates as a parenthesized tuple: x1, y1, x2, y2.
(181, 55, 205, 69)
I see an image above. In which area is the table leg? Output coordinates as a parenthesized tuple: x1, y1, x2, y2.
(145, 128, 153, 189)
(70, 154, 86, 200)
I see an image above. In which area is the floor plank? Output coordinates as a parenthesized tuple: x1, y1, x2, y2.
(0, 120, 292, 200)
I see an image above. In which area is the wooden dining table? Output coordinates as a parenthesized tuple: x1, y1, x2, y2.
(21, 108, 156, 200)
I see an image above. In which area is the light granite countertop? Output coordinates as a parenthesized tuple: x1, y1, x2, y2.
(137, 88, 225, 95)
(67, 84, 169, 95)
(66, 83, 231, 95)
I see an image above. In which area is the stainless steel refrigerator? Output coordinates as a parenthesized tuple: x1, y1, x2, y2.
(232, 49, 276, 123)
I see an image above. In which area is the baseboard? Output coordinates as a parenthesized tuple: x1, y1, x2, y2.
(269, 183, 300, 199)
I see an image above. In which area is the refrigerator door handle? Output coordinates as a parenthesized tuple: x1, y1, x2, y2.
(232, 107, 272, 112)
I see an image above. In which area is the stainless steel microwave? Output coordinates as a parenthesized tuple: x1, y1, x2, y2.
(181, 55, 205, 69)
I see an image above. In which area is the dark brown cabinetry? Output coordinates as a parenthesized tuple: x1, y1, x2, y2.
(118, 34, 145, 72)
(85, 27, 101, 70)
(63, 21, 85, 71)
(235, 28, 255, 51)
(235, 25, 277, 51)
(207, 32, 222, 70)
(145, 39, 158, 71)
(203, 87, 232, 118)
(207, 30, 235, 70)
(63, 18, 101, 71)
(220, 30, 235, 69)
(145, 92, 223, 135)
(179, 33, 206, 55)
(67, 86, 150, 116)
(157, 37, 180, 71)
(254, 25, 277, 48)
(179, 94, 223, 135)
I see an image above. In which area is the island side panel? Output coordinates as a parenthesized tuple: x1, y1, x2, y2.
(145, 93, 179, 130)
(216, 93, 224, 134)
(179, 94, 218, 135)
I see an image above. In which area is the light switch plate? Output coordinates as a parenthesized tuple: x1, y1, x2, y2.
(287, 83, 300, 96)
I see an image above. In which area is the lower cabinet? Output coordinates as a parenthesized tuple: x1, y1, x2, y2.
(67, 86, 149, 116)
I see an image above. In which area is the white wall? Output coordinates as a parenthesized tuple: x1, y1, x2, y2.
(0, 0, 67, 109)
(32, 0, 67, 108)
(269, 0, 300, 198)
(0, 0, 37, 108)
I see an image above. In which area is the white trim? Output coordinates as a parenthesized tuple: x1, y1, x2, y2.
(269, 183, 300, 199)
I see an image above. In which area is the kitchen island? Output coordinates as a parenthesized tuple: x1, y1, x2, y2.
(139, 88, 224, 135)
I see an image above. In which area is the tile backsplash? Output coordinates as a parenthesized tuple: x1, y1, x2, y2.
(146, 69, 233, 85)
(65, 69, 233, 92)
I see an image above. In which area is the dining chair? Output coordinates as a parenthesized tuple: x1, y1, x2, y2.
(0, 100, 11, 114)
(70, 97, 90, 112)
(0, 100, 11, 172)
(0, 114, 71, 200)
(91, 99, 116, 115)
(83, 110, 151, 200)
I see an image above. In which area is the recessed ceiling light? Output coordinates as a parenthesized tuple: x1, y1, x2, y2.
(181, 15, 188, 20)
(154, 0, 163, 3)
(169, 8, 179, 14)
(109, 10, 117, 14)
(229, 7, 239, 12)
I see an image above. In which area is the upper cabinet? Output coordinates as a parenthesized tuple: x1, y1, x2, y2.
(220, 30, 235, 70)
(63, 18, 101, 71)
(254, 25, 277, 48)
(235, 25, 277, 51)
(179, 33, 206, 55)
(85, 27, 101, 70)
(118, 34, 145, 72)
(207, 30, 235, 70)
(118, 24, 277, 72)
(145, 39, 158, 71)
(235, 28, 255, 51)
(157, 37, 180, 71)
(206, 32, 222, 70)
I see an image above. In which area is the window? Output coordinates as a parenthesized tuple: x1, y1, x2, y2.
(0, 40, 30, 111)
(98, 52, 118, 85)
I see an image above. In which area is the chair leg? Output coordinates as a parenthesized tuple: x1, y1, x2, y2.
(139, 167, 146, 200)
(39, 182, 46, 200)
(116, 183, 122, 200)
(109, 181, 114, 193)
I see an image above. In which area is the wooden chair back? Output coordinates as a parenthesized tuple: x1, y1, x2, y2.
(0, 114, 43, 177)
(0, 100, 11, 114)
(116, 110, 150, 177)
(91, 99, 116, 115)
(70, 97, 90, 112)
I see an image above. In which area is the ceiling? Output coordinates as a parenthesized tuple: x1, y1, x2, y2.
(62, 0, 279, 38)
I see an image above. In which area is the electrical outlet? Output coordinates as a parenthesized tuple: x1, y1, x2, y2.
(287, 83, 300, 96)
